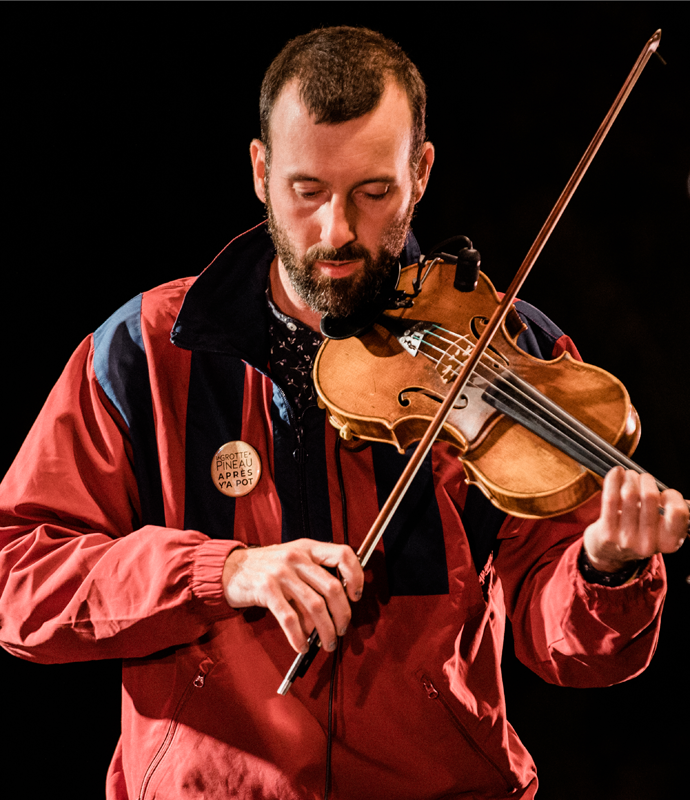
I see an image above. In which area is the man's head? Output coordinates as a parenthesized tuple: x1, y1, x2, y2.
(250, 27, 434, 325)
(259, 26, 427, 173)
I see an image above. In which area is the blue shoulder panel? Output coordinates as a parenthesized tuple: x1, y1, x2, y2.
(93, 294, 145, 428)
(92, 295, 166, 527)
(514, 299, 566, 360)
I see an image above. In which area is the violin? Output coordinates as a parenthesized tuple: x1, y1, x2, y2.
(277, 29, 673, 695)
(314, 260, 643, 520)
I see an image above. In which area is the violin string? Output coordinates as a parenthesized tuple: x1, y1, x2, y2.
(424, 325, 662, 482)
(421, 325, 634, 474)
(414, 324, 662, 485)
(421, 332, 627, 477)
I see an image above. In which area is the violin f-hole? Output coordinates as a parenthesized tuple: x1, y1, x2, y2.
(399, 387, 469, 410)
(469, 316, 509, 368)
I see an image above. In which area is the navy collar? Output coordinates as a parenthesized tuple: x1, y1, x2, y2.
(171, 221, 422, 367)
(171, 223, 275, 364)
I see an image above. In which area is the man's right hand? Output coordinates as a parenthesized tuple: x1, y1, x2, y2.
(222, 539, 364, 655)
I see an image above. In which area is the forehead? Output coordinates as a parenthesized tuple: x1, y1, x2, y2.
(267, 79, 413, 181)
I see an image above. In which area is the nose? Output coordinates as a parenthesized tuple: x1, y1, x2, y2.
(320, 195, 356, 251)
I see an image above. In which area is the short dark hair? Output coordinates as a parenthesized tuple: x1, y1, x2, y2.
(259, 26, 427, 167)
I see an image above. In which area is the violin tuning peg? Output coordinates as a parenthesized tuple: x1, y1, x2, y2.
(317, 396, 326, 410)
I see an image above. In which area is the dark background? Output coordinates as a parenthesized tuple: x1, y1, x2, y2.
(3, 3, 689, 798)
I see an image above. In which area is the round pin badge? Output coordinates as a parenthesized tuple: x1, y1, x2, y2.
(211, 441, 262, 497)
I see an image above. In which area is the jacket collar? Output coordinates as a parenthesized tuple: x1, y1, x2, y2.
(171, 223, 275, 365)
(171, 221, 422, 366)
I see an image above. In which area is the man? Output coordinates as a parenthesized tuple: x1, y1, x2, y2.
(0, 26, 686, 800)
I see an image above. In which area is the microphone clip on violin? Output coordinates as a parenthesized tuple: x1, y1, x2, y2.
(418, 235, 482, 294)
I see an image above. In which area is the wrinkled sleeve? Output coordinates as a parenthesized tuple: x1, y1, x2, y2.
(495, 494, 666, 687)
(0, 336, 242, 664)
(489, 300, 666, 687)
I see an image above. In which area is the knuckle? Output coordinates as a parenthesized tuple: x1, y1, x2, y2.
(322, 573, 343, 599)
(303, 593, 327, 618)
(619, 482, 638, 503)
(276, 602, 298, 626)
(281, 546, 309, 569)
(282, 550, 300, 567)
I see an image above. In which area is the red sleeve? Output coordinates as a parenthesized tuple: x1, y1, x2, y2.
(0, 337, 243, 664)
(496, 492, 666, 687)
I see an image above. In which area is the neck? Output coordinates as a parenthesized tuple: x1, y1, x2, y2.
(269, 257, 323, 332)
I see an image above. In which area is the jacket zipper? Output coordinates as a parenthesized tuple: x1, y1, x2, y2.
(138, 660, 212, 800)
(275, 381, 311, 540)
(292, 421, 311, 539)
(418, 672, 516, 793)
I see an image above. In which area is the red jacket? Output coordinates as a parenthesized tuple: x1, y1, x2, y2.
(0, 225, 666, 799)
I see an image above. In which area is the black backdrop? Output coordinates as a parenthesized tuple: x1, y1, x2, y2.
(3, 3, 689, 798)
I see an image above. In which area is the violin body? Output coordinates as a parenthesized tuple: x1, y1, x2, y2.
(314, 261, 640, 519)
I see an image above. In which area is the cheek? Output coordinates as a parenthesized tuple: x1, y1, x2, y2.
(363, 202, 411, 241)
(272, 200, 317, 245)
(289, 218, 321, 252)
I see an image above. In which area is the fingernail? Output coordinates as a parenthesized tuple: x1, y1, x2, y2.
(355, 590, 362, 600)
(327, 640, 337, 652)
(339, 626, 348, 636)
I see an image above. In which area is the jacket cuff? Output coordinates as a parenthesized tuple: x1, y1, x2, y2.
(190, 538, 247, 614)
(570, 540, 665, 611)
(577, 545, 650, 586)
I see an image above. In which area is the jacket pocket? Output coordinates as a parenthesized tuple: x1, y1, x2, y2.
(138, 657, 214, 800)
(415, 669, 516, 794)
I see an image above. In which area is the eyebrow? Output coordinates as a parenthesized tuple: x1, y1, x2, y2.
(287, 173, 396, 187)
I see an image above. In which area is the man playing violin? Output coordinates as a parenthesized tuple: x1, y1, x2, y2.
(0, 26, 686, 800)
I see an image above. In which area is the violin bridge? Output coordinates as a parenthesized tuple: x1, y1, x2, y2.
(440, 363, 455, 383)
(438, 340, 471, 384)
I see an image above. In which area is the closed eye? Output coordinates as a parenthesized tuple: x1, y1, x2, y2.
(357, 183, 390, 200)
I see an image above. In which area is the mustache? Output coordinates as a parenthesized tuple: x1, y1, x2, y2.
(305, 242, 370, 264)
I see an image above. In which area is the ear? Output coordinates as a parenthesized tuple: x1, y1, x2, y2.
(250, 139, 267, 203)
(413, 141, 435, 203)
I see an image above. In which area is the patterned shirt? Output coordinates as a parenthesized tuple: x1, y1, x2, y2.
(266, 288, 324, 419)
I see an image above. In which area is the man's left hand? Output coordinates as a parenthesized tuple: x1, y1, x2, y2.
(583, 466, 688, 573)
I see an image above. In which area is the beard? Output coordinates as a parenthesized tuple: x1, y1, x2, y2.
(266, 191, 415, 319)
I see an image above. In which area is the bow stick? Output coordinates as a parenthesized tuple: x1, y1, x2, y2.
(278, 29, 664, 696)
